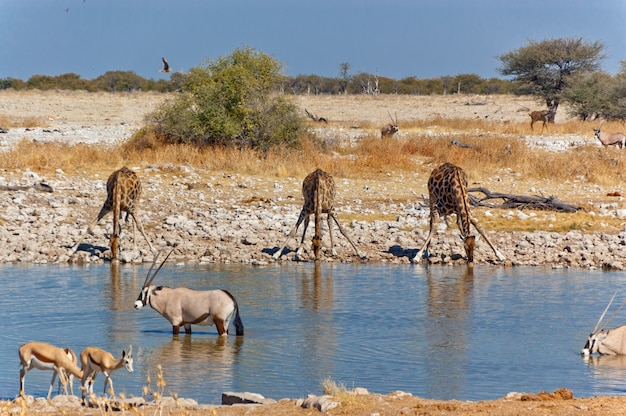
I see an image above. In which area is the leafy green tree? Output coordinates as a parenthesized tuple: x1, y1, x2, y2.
(498, 37, 606, 115)
(90, 71, 144, 92)
(0, 77, 26, 90)
(561, 72, 612, 120)
(147, 46, 306, 150)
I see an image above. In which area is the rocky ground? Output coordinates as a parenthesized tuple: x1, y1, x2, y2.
(2, 90, 626, 415)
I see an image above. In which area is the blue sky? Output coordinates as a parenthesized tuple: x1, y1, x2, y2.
(1, 0, 625, 81)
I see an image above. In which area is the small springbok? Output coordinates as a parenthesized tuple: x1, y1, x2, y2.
(529, 109, 555, 132)
(134, 251, 244, 336)
(80, 346, 133, 402)
(594, 128, 626, 149)
(19, 342, 83, 400)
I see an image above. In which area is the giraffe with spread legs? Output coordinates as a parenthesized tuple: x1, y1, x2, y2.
(412, 162, 505, 264)
(69, 167, 157, 260)
(273, 168, 365, 261)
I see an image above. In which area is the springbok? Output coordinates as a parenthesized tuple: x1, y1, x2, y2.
(381, 111, 398, 138)
(529, 109, 555, 132)
(582, 292, 626, 356)
(134, 251, 244, 336)
(80, 345, 133, 402)
(19, 342, 82, 400)
(593, 128, 626, 149)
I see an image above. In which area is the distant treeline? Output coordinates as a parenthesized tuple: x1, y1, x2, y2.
(0, 71, 514, 95)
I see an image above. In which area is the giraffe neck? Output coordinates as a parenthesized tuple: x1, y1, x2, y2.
(452, 167, 471, 237)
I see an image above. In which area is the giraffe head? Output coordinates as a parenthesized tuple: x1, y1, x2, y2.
(461, 234, 477, 264)
(312, 234, 322, 260)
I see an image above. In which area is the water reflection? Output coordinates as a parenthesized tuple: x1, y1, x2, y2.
(148, 335, 243, 390)
(300, 263, 333, 312)
(297, 263, 338, 383)
(424, 266, 474, 399)
(584, 354, 626, 394)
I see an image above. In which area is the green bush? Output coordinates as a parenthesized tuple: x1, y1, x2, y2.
(146, 47, 306, 150)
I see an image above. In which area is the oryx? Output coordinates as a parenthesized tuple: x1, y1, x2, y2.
(134, 251, 244, 336)
(381, 111, 398, 138)
(582, 292, 626, 356)
(593, 128, 626, 149)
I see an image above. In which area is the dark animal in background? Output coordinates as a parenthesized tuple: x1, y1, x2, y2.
(529, 109, 555, 132)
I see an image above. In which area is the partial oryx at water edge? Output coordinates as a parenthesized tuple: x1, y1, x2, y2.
(582, 292, 626, 356)
(134, 251, 244, 336)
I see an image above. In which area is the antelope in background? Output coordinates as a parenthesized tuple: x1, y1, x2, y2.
(593, 128, 626, 149)
(381, 111, 398, 138)
(529, 108, 555, 132)
(582, 292, 626, 356)
(134, 251, 244, 336)
(80, 345, 133, 403)
(19, 342, 82, 400)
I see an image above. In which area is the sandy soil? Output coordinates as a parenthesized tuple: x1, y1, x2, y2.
(0, 90, 623, 415)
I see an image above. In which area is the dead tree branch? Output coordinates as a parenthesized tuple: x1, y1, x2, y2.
(467, 187, 580, 213)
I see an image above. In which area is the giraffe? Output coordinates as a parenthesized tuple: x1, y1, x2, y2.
(412, 162, 505, 264)
(273, 168, 365, 261)
(69, 167, 157, 260)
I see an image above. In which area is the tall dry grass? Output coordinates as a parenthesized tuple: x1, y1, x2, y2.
(1, 116, 625, 190)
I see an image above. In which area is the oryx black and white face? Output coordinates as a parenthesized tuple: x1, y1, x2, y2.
(134, 286, 152, 310)
(582, 331, 606, 356)
(134, 250, 172, 310)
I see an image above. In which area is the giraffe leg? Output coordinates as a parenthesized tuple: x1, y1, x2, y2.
(273, 209, 307, 259)
(129, 212, 157, 255)
(413, 210, 439, 263)
(327, 214, 335, 257)
(329, 213, 365, 259)
(470, 217, 506, 261)
(296, 214, 311, 258)
(68, 209, 110, 255)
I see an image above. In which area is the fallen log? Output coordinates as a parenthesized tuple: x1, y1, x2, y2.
(467, 187, 580, 213)
(450, 139, 481, 150)
(0, 182, 53, 193)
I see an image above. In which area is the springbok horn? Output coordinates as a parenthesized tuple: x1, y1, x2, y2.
(592, 291, 617, 334)
(599, 296, 626, 332)
(144, 248, 174, 288)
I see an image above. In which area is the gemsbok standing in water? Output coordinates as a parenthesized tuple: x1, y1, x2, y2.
(134, 251, 244, 336)
(582, 292, 626, 356)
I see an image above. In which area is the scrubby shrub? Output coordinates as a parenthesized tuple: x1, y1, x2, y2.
(146, 46, 306, 150)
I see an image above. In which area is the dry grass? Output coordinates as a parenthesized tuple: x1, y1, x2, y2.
(2, 117, 626, 188)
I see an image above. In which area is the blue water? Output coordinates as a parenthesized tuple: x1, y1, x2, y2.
(1, 262, 625, 404)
